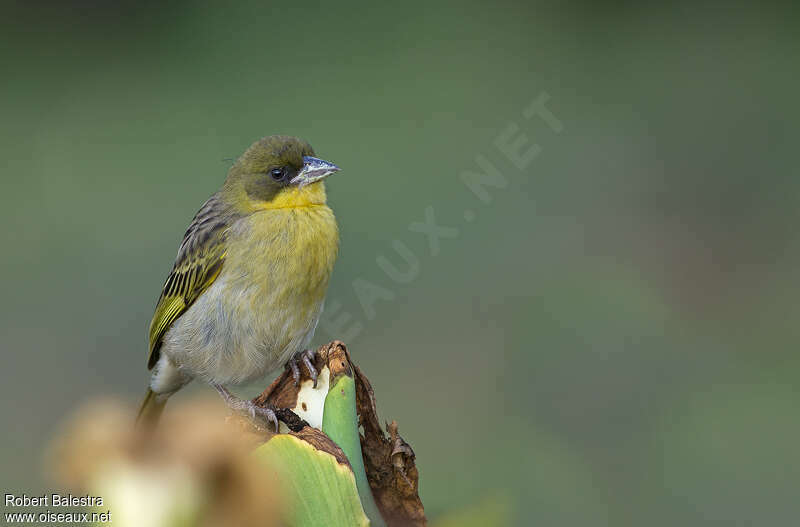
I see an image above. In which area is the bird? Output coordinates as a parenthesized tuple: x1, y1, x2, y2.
(137, 135, 340, 429)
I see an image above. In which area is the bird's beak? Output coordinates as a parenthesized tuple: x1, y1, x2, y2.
(291, 156, 340, 187)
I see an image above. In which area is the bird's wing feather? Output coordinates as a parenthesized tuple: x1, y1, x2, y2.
(147, 194, 232, 369)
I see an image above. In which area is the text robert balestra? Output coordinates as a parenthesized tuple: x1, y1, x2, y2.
(5, 493, 104, 507)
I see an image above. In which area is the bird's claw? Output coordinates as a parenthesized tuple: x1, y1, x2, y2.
(287, 349, 319, 388)
(253, 405, 279, 433)
(213, 384, 280, 432)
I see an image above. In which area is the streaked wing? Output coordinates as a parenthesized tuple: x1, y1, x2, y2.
(147, 194, 232, 369)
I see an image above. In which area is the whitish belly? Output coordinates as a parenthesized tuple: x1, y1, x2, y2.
(160, 272, 325, 385)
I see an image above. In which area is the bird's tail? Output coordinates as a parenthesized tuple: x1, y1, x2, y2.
(136, 388, 167, 428)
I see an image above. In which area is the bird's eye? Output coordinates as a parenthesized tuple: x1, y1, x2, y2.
(270, 167, 285, 181)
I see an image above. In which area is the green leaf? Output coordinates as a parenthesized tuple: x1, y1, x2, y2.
(322, 373, 386, 527)
(255, 435, 369, 527)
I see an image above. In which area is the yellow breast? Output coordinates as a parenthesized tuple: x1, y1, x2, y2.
(226, 181, 339, 324)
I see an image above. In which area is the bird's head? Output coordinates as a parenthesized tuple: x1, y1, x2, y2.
(223, 135, 339, 213)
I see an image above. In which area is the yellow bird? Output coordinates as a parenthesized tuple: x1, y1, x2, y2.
(137, 135, 340, 428)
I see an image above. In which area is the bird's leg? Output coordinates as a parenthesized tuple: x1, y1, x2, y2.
(212, 384, 279, 432)
(287, 349, 319, 388)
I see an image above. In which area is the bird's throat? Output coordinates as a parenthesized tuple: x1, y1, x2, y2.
(253, 182, 327, 211)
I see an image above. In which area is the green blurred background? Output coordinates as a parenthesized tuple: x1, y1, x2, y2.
(1, 1, 798, 525)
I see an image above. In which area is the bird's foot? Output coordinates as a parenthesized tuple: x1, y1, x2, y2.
(213, 384, 279, 432)
(287, 349, 319, 388)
